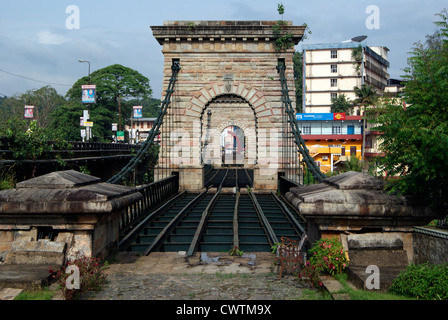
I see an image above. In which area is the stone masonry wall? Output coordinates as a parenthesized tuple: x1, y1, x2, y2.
(151, 21, 304, 191)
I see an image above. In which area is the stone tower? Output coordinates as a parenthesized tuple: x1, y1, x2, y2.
(151, 21, 305, 192)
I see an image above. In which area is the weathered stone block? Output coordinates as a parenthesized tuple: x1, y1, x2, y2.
(5, 240, 66, 265)
(348, 233, 404, 250)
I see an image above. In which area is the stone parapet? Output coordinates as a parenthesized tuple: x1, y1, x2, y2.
(0, 170, 141, 264)
(284, 171, 438, 243)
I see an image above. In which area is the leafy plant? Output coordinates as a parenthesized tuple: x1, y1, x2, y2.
(389, 263, 448, 300)
(367, 10, 448, 221)
(272, 3, 294, 52)
(49, 254, 108, 300)
(228, 246, 244, 257)
(271, 242, 282, 254)
(299, 237, 348, 287)
(331, 93, 353, 114)
(352, 45, 363, 73)
(0, 119, 71, 178)
(340, 156, 364, 173)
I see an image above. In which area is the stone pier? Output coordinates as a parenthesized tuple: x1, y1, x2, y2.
(150, 21, 306, 192)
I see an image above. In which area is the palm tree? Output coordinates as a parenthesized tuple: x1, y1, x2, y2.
(353, 84, 378, 167)
(353, 84, 378, 114)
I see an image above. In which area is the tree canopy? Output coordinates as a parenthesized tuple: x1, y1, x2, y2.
(368, 10, 448, 220)
(331, 94, 352, 114)
(61, 64, 154, 141)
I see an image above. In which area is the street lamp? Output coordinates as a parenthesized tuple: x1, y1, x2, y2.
(78, 59, 91, 83)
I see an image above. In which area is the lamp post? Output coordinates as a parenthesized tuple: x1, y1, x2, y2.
(78, 59, 91, 83)
(78, 59, 92, 141)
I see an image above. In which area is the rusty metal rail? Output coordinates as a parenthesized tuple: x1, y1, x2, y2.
(186, 169, 229, 256)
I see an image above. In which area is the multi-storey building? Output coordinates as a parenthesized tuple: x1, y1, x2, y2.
(302, 42, 390, 114)
(296, 112, 363, 173)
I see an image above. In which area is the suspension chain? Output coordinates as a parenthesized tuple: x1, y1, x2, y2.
(107, 61, 181, 184)
(276, 63, 326, 183)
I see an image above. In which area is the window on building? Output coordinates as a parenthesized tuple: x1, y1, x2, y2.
(331, 50, 337, 59)
(365, 136, 372, 149)
(331, 64, 337, 73)
(331, 79, 338, 87)
(302, 124, 311, 134)
(341, 147, 346, 156)
(331, 92, 338, 100)
(350, 146, 357, 156)
(332, 125, 341, 134)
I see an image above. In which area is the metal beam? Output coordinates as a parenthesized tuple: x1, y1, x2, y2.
(277, 63, 326, 183)
(118, 191, 186, 251)
(233, 192, 240, 249)
(186, 169, 229, 256)
(271, 191, 306, 235)
(249, 191, 278, 246)
(144, 189, 206, 255)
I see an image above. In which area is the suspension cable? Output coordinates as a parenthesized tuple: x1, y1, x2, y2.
(107, 61, 181, 184)
(276, 62, 326, 183)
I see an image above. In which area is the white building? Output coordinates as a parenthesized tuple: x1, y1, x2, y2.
(302, 42, 390, 114)
(125, 117, 158, 144)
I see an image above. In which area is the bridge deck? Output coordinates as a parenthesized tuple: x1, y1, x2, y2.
(120, 169, 306, 255)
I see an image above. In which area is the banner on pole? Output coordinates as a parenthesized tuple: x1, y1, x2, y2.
(24, 106, 34, 119)
(81, 85, 96, 104)
(133, 106, 143, 118)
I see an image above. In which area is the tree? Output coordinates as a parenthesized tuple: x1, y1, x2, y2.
(127, 97, 161, 118)
(0, 119, 69, 178)
(0, 86, 65, 128)
(64, 64, 152, 141)
(353, 84, 378, 114)
(331, 94, 353, 113)
(367, 10, 448, 221)
(0, 96, 23, 125)
(21, 86, 66, 128)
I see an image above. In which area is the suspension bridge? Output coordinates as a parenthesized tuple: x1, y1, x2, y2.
(104, 21, 324, 255)
(0, 21, 443, 295)
(0, 21, 326, 258)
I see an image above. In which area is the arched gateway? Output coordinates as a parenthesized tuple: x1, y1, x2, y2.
(151, 21, 305, 192)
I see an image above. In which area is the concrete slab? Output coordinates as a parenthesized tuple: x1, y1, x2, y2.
(0, 288, 23, 300)
(0, 264, 57, 290)
(105, 251, 276, 276)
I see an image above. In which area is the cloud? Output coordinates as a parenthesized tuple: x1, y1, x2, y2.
(37, 31, 71, 45)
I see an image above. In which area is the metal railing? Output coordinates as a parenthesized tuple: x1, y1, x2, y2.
(119, 174, 179, 239)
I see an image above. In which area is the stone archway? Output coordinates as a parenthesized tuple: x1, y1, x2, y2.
(198, 90, 259, 168)
(188, 82, 270, 119)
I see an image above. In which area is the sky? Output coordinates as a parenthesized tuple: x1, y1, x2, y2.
(0, 0, 446, 99)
